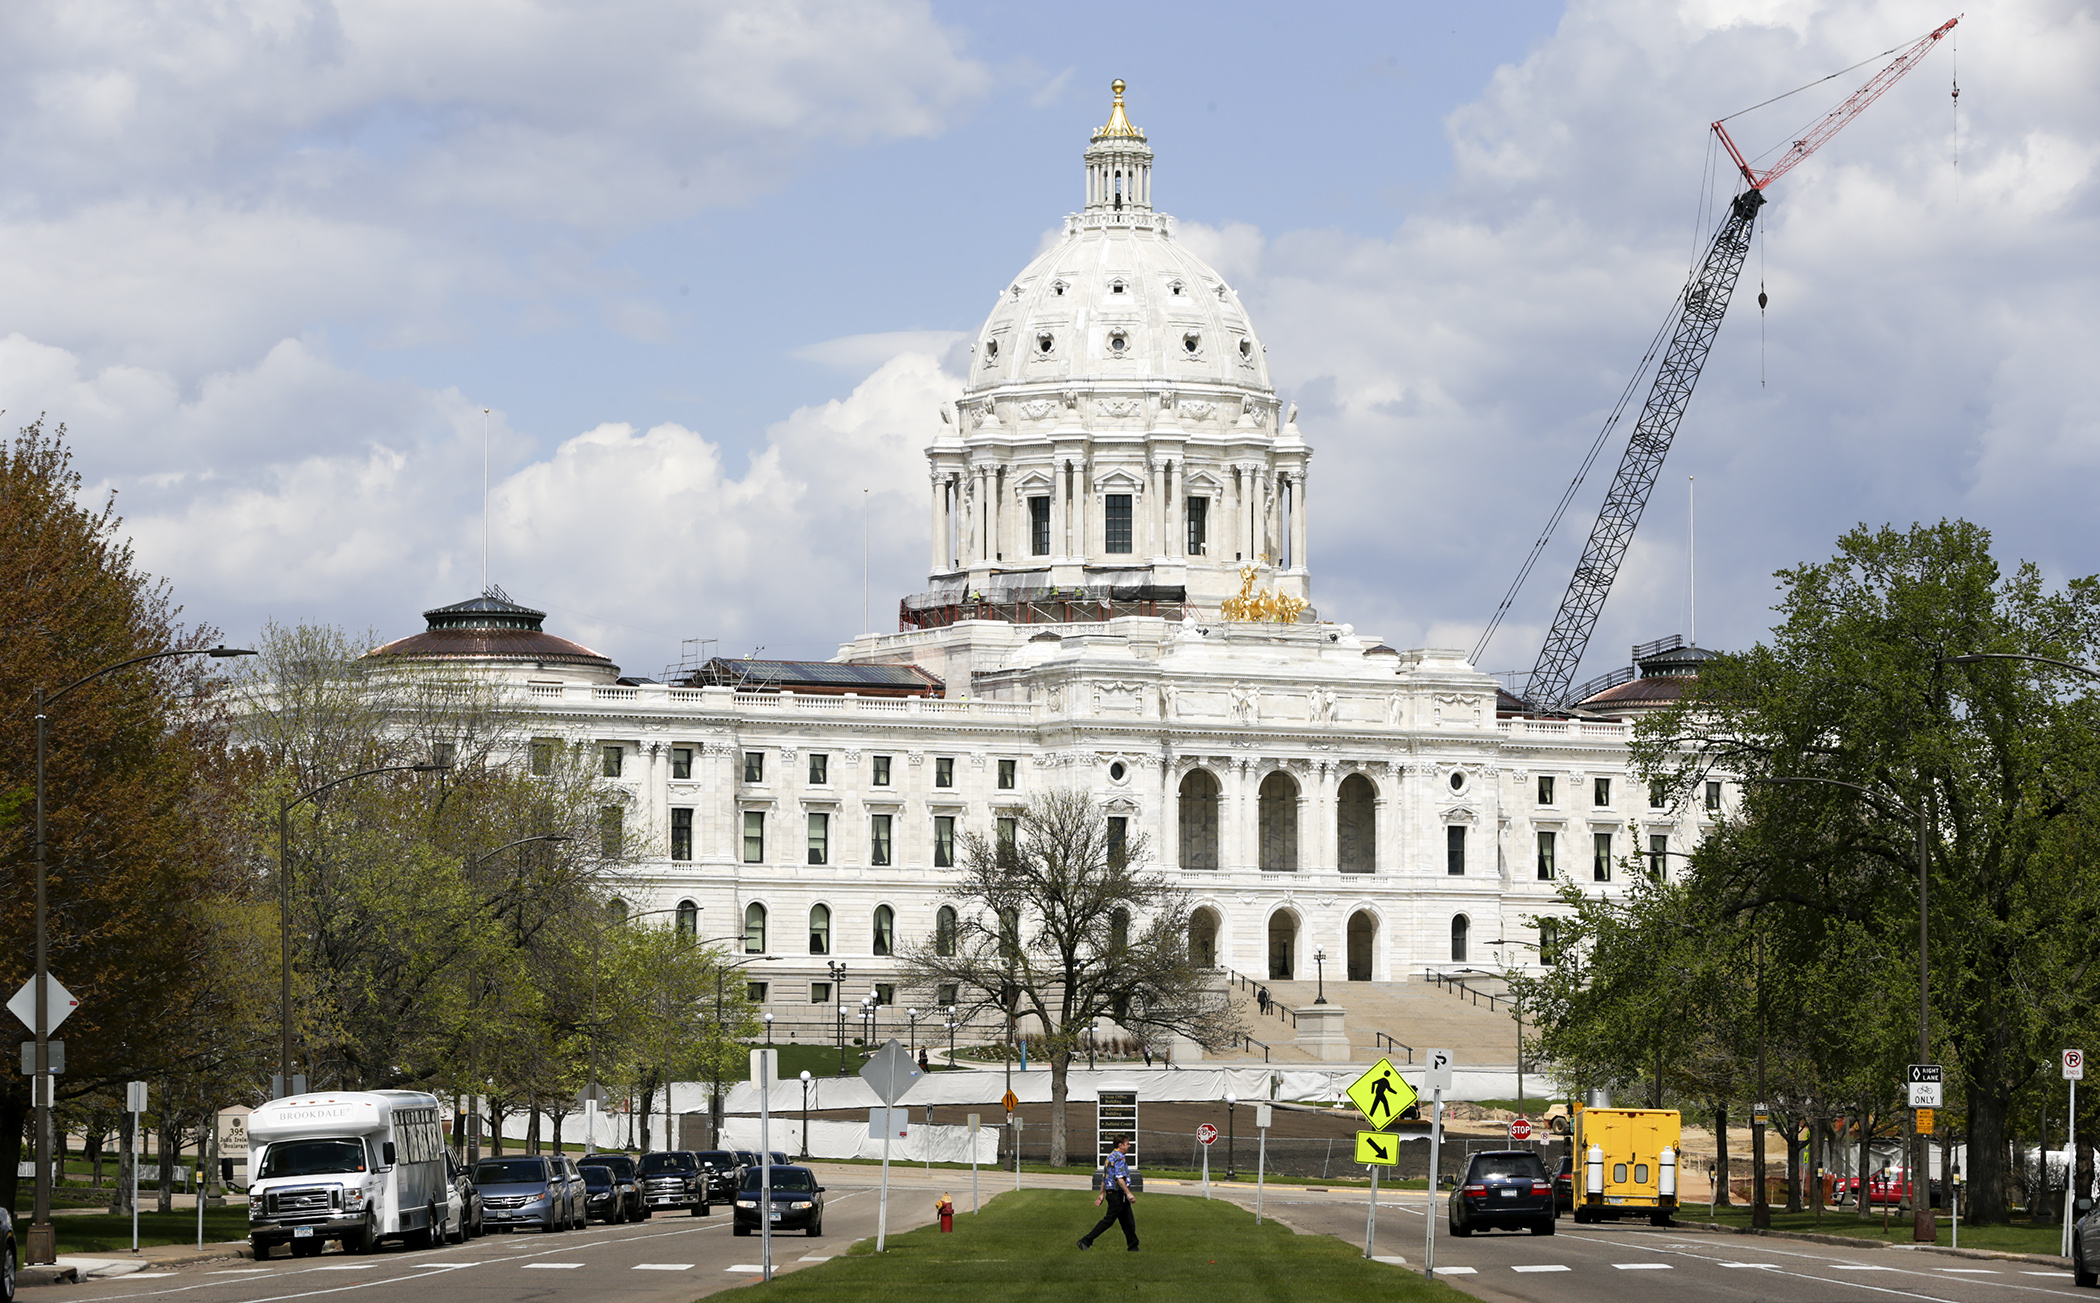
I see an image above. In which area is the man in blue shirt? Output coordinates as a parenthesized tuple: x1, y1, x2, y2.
(1077, 1135, 1139, 1251)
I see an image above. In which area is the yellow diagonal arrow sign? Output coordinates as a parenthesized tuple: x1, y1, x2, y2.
(1345, 1056, 1417, 1129)
(1354, 1130, 1398, 1166)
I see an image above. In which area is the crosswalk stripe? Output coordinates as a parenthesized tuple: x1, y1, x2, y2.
(1511, 1264, 1570, 1272)
(1434, 1266, 1477, 1274)
(1720, 1262, 1779, 1268)
(1612, 1263, 1671, 1269)
(726, 1264, 767, 1273)
(633, 1264, 693, 1271)
(1832, 1264, 1894, 1270)
(522, 1262, 584, 1269)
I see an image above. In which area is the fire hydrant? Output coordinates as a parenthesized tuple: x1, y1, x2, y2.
(936, 1194, 955, 1232)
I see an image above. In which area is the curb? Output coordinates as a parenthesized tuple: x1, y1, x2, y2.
(19, 1267, 79, 1287)
(1675, 1219, 2072, 1267)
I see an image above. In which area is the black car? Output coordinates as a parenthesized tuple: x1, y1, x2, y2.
(1551, 1154, 1574, 1215)
(1448, 1149, 1555, 1237)
(584, 1153, 649, 1220)
(579, 1163, 643, 1224)
(0, 1205, 15, 1303)
(445, 1151, 485, 1238)
(638, 1150, 711, 1216)
(732, 1165, 825, 1238)
(690, 1150, 745, 1202)
(2074, 1197, 2100, 1287)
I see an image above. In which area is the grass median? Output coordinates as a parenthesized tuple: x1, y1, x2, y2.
(1688, 1202, 2068, 1256)
(5, 1206, 252, 1255)
(719, 1188, 1472, 1303)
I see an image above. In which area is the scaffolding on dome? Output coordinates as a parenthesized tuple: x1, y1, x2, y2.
(898, 582, 1187, 631)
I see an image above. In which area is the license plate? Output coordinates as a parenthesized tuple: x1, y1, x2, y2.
(769, 1212, 782, 1222)
(1607, 1196, 1625, 1205)
(293, 1227, 314, 1239)
(1498, 1189, 1517, 1198)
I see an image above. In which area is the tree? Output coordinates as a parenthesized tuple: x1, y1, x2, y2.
(901, 789, 1240, 1166)
(0, 419, 269, 1209)
(1633, 520, 2100, 1224)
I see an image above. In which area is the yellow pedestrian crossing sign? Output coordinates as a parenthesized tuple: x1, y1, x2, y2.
(1355, 1130, 1399, 1166)
(1346, 1057, 1417, 1129)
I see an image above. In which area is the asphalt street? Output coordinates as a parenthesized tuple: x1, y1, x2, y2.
(43, 1166, 941, 1303)
(34, 1167, 2088, 1303)
(1250, 1185, 2086, 1303)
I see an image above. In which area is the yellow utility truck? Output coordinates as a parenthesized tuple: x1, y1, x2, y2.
(1570, 1107, 1680, 1225)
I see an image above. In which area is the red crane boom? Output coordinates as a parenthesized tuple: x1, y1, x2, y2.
(1717, 15, 1960, 192)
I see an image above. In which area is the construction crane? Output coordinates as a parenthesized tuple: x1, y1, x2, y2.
(1474, 17, 1960, 712)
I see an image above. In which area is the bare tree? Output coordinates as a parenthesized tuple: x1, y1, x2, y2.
(901, 789, 1239, 1166)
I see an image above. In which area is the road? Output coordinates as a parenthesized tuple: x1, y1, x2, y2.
(1252, 1185, 2085, 1302)
(46, 1166, 941, 1303)
(39, 1168, 2086, 1303)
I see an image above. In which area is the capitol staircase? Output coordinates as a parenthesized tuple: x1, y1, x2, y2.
(1208, 973, 1522, 1069)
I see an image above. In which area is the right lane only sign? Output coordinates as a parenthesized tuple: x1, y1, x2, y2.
(1908, 1063, 1943, 1108)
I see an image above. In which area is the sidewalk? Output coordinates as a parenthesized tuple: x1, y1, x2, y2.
(22, 1239, 253, 1288)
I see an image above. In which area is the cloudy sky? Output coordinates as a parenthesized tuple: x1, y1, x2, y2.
(4, 0, 2092, 687)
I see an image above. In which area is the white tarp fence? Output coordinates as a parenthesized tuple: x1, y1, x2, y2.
(720, 1065, 1548, 1115)
(716, 1116, 999, 1164)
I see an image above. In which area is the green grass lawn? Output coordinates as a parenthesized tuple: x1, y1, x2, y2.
(3, 1207, 252, 1254)
(760, 1041, 960, 1080)
(1691, 1202, 2069, 1256)
(721, 1188, 1472, 1303)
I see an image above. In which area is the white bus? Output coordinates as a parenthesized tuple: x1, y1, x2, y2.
(247, 1090, 460, 1257)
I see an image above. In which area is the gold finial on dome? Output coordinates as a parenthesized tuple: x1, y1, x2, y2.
(1093, 78, 1145, 142)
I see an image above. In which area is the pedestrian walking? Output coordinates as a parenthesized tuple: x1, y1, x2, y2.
(918, 1047, 930, 1072)
(1141, 1043, 1152, 1067)
(1078, 1136, 1139, 1252)
(1257, 986, 1271, 1015)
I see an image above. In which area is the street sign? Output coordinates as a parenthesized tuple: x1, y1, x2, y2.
(1001, 1089, 1019, 1114)
(1509, 1117, 1533, 1142)
(1354, 1130, 1398, 1166)
(1917, 1108, 1936, 1134)
(1254, 1103, 1272, 1129)
(859, 1038, 921, 1105)
(1197, 1123, 1219, 1146)
(869, 1107, 909, 1139)
(1345, 1057, 1418, 1129)
(2066, 1049, 2085, 1081)
(967, 1113, 979, 1134)
(1907, 1064, 1943, 1108)
(18, 1041, 62, 1075)
(125, 1081, 147, 1113)
(1424, 1048, 1454, 1094)
(7, 975, 78, 1033)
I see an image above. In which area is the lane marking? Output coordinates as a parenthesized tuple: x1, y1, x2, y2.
(1612, 1263, 1672, 1269)
(1432, 1265, 1476, 1274)
(633, 1263, 693, 1271)
(2022, 1271, 2072, 1277)
(307, 1267, 373, 1272)
(1371, 1255, 1407, 1265)
(1833, 1264, 1897, 1270)
(1511, 1264, 1570, 1272)
(1564, 1231, 2078, 1300)
(726, 1263, 767, 1273)
(208, 1270, 271, 1275)
(1720, 1262, 1781, 1268)
(1941, 1268, 1999, 1273)
(521, 1262, 584, 1269)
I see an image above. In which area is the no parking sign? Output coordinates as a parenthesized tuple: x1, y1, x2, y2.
(2066, 1049, 2085, 1081)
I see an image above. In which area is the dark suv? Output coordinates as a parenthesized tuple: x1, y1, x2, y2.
(1551, 1154, 1574, 1215)
(639, 1151, 710, 1216)
(690, 1151, 744, 1202)
(1448, 1150, 1555, 1237)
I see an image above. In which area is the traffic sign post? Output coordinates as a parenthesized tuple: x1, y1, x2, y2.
(860, 1039, 921, 1253)
(1344, 1057, 1417, 1262)
(1423, 1050, 1451, 1281)
(2067, 1050, 2085, 1258)
(966, 1114, 980, 1213)
(1199, 1122, 1218, 1198)
(1509, 1117, 1534, 1143)
(1255, 1103, 1272, 1225)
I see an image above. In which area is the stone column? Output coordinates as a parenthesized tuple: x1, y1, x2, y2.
(1290, 472, 1309, 573)
(1310, 760, 1335, 872)
(929, 474, 947, 573)
(1051, 461, 1068, 562)
(1219, 758, 1245, 872)
(1149, 459, 1165, 560)
(1075, 461, 1091, 565)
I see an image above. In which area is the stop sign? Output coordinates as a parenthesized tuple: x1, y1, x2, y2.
(1198, 1123, 1220, 1145)
(1510, 1117, 1534, 1141)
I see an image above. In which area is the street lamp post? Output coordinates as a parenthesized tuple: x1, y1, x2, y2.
(837, 1004, 850, 1074)
(279, 759, 453, 1092)
(908, 1008, 919, 1056)
(27, 644, 254, 1264)
(1226, 1092, 1238, 1180)
(1313, 946, 1328, 1004)
(799, 1071, 812, 1160)
(763, 1012, 773, 1046)
(827, 960, 849, 1074)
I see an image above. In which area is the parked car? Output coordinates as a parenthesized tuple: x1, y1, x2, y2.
(445, 1151, 484, 1239)
(0, 1205, 16, 1303)
(584, 1153, 650, 1219)
(2074, 1197, 2100, 1287)
(579, 1164, 643, 1224)
(690, 1150, 745, 1202)
(639, 1150, 711, 1216)
(1551, 1154, 1574, 1215)
(732, 1165, 825, 1238)
(1448, 1149, 1555, 1237)
(472, 1155, 585, 1233)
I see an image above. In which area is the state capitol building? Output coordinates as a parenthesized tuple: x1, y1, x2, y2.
(373, 84, 1726, 1049)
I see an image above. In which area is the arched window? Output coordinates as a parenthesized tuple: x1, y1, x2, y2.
(1178, 770, 1220, 870)
(1267, 911, 1297, 980)
(1450, 915, 1470, 964)
(743, 902, 766, 954)
(675, 899, 698, 937)
(935, 906, 958, 957)
(606, 897, 630, 925)
(1109, 908, 1131, 951)
(1336, 774, 1376, 873)
(873, 905, 895, 957)
(808, 903, 831, 955)
(1188, 907, 1220, 969)
(1258, 771, 1299, 872)
(1539, 919, 1561, 966)
(1346, 909, 1377, 981)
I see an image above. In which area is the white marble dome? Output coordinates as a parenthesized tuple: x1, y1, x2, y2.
(963, 83, 1272, 401)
